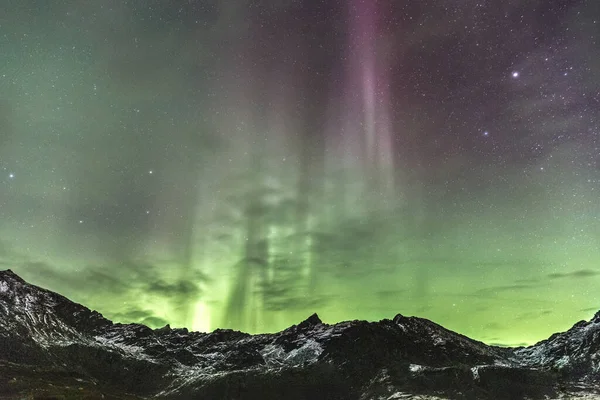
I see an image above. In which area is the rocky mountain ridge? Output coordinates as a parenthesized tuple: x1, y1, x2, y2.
(0, 269, 599, 399)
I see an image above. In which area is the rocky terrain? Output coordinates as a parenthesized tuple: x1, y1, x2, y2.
(0, 269, 599, 399)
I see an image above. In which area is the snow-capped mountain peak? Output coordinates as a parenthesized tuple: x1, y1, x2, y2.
(1, 269, 599, 399)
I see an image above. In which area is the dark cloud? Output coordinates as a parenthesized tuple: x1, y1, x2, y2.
(147, 280, 202, 298)
(514, 310, 552, 321)
(474, 284, 535, 296)
(8, 255, 207, 320)
(548, 269, 600, 280)
(514, 278, 539, 284)
(110, 308, 169, 328)
(113, 309, 157, 321)
(252, 268, 332, 313)
(84, 270, 132, 293)
(263, 296, 329, 313)
(376, 290, 407, 299)
(17, 260, 142, 296)
(16, 261, 74, 292)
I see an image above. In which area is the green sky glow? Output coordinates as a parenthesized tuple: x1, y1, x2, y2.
(1, 1, 599, 346)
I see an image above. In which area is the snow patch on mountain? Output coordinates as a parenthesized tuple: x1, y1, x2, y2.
(514, 317, 600, 373)
(260, 338, 323, 367)
(92, 335, 157, 363)
(409, 364, 425, 373)
(471, 365, 481, 380)
(156, 364, 229, 398)
(385, 393, 449, 400)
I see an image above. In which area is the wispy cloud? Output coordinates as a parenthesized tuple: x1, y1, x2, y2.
(474, 284, 536, 296)
(548, 269, 600, 280)
(111, 308, 169, 328)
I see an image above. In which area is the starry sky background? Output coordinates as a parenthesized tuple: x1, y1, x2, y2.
(1, 0, 599, 346)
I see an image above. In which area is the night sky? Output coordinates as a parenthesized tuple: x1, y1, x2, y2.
(1, 0, 599, 346)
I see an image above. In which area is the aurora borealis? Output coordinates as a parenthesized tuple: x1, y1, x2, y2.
(1, 0, 599, 347)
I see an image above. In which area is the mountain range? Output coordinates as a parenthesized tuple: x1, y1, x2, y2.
(0, 269, 599, 399)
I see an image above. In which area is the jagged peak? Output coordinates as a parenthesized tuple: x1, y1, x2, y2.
(392, 313, 407, 325)
(593, 309, 600, 323)
(0, 269, 27, 292)
(297, 313, 322, 329)
(0, 269, 25, 282)
(155, 324, 172, 333)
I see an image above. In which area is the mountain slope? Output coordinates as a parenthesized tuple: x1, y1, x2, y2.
(0, 269, 599, 399)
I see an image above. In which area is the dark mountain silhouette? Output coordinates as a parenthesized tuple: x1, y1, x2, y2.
(0, 269, 599, 399)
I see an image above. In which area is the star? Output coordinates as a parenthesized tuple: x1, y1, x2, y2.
(483, 131, 489, 136)
(511, 71, 520, 78)
(8, 173, 14, 179)
(148, 170, 153, 175)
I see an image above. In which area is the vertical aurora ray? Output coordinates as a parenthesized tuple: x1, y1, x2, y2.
(342, 0, 397, 210)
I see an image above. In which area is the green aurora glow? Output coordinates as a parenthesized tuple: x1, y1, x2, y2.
(1, 1, 599, 346)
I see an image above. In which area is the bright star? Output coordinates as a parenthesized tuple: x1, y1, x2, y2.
(8, 173, 14, 179)
(483, 131, 489, 136)
(512, 71, 519, 78)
